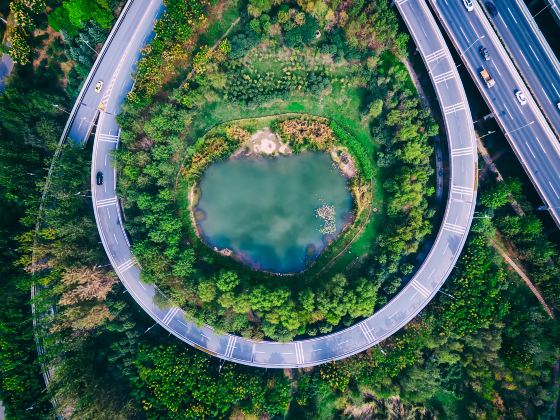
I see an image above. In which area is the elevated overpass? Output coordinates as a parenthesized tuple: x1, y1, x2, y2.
(428, 0, 560, 228)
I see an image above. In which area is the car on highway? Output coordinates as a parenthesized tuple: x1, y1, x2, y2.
(480, 68, 495, 88)
(94, 80, 104, 93)
(485, 2, 498, 17)
(463, 0, 474, 12)
(96, 171, 104, 185)
(479, 46, 490, 61)
(515, 90, 528, 106)
(557, 101, 560, 111)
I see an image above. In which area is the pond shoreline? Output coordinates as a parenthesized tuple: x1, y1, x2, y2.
(189, 148, 356, 275)
(180, 115, 374, 276)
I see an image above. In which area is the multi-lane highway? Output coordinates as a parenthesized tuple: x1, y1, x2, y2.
(428, 0, 560, 227)
(482, 0, 560, 136)
(84, 0, 477, 367)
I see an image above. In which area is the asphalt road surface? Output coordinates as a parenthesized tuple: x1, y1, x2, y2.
(429, 0, 560, 228)
(0, 53, 14, 93)
(545, 0, 560, 23)
(483, 0, 560, 137)
(85, 0, 477, 367)
(67, 0, 164, 144)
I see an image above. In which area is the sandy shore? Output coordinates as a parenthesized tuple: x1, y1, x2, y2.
(233, 128, 292, 157)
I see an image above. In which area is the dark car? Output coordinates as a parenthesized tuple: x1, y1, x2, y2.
(96, 171, 103, 186)
(479, 46, 490, 61)
(485, 2, 498, 17)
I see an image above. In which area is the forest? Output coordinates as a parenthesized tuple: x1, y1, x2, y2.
(0, 0, 558, 418)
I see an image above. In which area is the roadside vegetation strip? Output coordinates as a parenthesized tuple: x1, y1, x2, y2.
(491, 238, 554, 319)
(31, 0, 138, 324)
(477, 176, 560, 312)
(28, 0, 139, 411)
(475, 135, 555, 315)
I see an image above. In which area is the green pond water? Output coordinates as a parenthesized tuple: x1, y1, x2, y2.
(194, 152, 354, 273)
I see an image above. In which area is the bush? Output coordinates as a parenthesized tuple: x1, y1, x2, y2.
(49, 0, 114, 36)
(330, 121, 373, 179)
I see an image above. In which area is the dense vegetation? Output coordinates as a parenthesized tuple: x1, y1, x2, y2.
(478, 178, 560, 308)
(3, 0, 116, 65)
(0, 0, 558, 418)
(169, 115, 377, 337)
(116, 0, 437, 341)
(2, 0, 45, 64)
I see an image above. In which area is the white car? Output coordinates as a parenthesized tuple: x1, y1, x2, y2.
(515, 89, 527, 106)
(556, 101, 560, 111)
(94, 80, 104, 93)
(463, 0, 474, 11)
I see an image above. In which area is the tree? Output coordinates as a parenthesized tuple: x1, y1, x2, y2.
(50, 267, 117, 335)
(197, 281, 216, 303)
(4, 0, 46, 64)
(129, 345, 291, 418)
(216, 270, 240, 292)
(283, 13, 319, 47)
(247, 0, 273, 17)
(0, 270, 51, 418)
(440, 234, 509, 335)
(479, 179, 521, 209)
(7, 26, 31, 64)
(367, 98, 383, 119)
(49, 0, 113, 36)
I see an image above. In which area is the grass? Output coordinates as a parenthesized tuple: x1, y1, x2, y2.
(197, 0, 243, 48)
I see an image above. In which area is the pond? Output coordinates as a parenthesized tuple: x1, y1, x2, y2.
(193, 152, 354, 274)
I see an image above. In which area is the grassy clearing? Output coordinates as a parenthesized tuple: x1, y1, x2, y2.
(197, 0, 243, 47)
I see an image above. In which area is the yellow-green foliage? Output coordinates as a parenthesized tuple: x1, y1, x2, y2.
(276, 117, 335, 151)
(183, 126, 249, 181)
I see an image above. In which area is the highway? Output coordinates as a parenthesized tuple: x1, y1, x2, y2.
(481, 0, 560, 137)
(85, 0, 476, 367)
(544, 0, 560, 24)
(428, 0, 560, 227)
(0, 53, 14, 93)
(66, 0, 164, 144)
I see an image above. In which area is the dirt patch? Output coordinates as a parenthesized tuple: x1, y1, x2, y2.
(234, 127, 292, 157)
(330, 146, 357, 178)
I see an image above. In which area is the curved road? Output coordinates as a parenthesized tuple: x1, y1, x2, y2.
(85, 0, 477, 367)
(68, 0, 164, 144)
